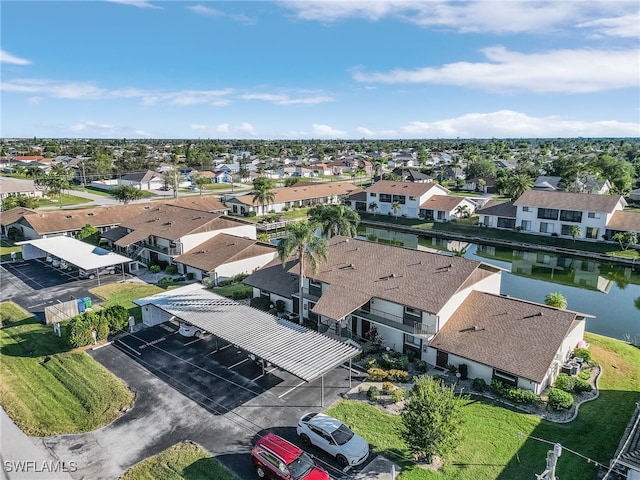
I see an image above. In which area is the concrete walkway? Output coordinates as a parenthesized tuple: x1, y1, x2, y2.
(0, 408, 73, 480)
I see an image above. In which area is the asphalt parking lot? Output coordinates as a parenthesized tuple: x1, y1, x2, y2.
(70, 321, 376, 479)
(0, 259, 121, 320)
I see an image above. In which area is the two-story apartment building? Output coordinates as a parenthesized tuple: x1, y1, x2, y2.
(363, 180, 476, 221)
(244, 236, 587, 394)
(105, 204, 256, 266)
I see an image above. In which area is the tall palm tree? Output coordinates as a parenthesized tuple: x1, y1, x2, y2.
(368, 202, 379, 216)
(391, 200, 402, 219)
(251, 178, 276, 215)
(507, 173, 533, 200)
(277, 221, 328, 323)
(309, 204, 360, 238)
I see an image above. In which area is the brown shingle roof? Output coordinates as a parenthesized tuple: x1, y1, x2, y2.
(243, 258, 299, 298)
(513, 190, 624, 213)
(347, 191, 368, 202)
(229, 182, 360, 206)
(165, 195, 227, 212)
(293, 236, 501, 317)
(606, 210, 640, 233)
(115, 206, 243, 246)
(0, 207, 37, 226)
(430, 291, 583, 383)
(419, 195, 468, 211)
(477, 200, 517, 218)
(173, 233, 276, 272)
(21, 204, 153, 235)
(366, 180, 448, 197)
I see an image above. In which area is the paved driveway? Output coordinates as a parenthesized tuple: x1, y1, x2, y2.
(42, 322, 368, 479)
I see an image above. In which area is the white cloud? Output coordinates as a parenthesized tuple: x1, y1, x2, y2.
(279, 1, 638, 35)
(188, 4, 255, 24)
(577, 13, 640, 38)
(106, 0, 162, 9)
(1, 50, 32, 65)
(28, 97, 42, 105)
(356, 126, 375, 137)
(69, 120, 153, 138)
(390, 110, 640, 138)
(190, 122, 257, 137)
(352, 47, 639, 93)
(312, 124, 347, 137)
(241, 93, 335, 105)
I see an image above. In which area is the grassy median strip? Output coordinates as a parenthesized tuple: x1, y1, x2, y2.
(326, 333, 640, 480)
(120, 442, 239, 480)
(0, 302, 134, 436)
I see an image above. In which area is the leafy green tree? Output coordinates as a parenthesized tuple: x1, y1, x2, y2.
(1, 194, 38, 211)
(613, 232, 638, 250)
(506, 173, 533, 200)
(545, 292, 568, 309)
(466, 158, 496, 180)
(192, 173, 210, 195)
(76, 224, 100, 245)
(84, 153, 113, 181)
(308, 204, 360, 238)
(113, 185, 143, 205)
(399, 375, 467, 462)
(276, 221, 328, 322)
(251, 177, 276, 215)
(284, 177, 300, 187)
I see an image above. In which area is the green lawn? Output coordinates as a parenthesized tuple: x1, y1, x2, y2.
(120, 442, 239, 480)
(0, 239, 22, 262)
(91, 283, 164, 323)
(79, 186, 114, 197)
(211, 283, 253, 299)
(326, 333, 640, 480)
(0, 302, 134, 436)
(36, 192, 92, 207)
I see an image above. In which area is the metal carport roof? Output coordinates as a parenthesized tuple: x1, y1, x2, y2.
(17, 236, 132, 270)
(134, 283, 361, 382)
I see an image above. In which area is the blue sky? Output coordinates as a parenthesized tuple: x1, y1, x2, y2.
(1, 1, 639, 139)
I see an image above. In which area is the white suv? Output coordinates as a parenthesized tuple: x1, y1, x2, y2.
(296, 412, 369, 468)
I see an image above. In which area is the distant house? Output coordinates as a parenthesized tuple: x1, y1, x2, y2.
(629, 188, 640, 202)
(173, 233, 278, 284)
(532, 176, 562, 191)
(119, 170, 165, 190)
(477, 200, 517, 230)
(462, 176, 496, 193)
(390, 168, 433, 183)
(225, 182, 360, 216)
(419, 195, 477, 222)
(0, 177, 44, 201)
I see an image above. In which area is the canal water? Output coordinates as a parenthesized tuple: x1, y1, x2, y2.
(358, 226, 640, 344)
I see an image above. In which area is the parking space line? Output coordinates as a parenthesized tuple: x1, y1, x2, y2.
(117, 340, 141, 356)
(209, 343, 232, 354)
(278, 380, 306, 398)
(251, 373, 264, 382)
(184, 337, 204, 346)
(229, 357, 250, 369)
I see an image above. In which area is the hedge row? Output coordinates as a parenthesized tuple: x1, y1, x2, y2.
(66, 305, 129, 348)
(367, 367, 409, 382)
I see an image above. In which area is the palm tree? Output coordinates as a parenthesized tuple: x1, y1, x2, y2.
(391, 200, 402, 219)
(277, 221, 328, 323)
(309, 204, 360, 238)
(251, 178, 276, 215)
(507, 173, 533, 200)
(454, 205, 471, 219)
(569, 225, 582, 243)
(545, 292, 568, 309)
(368, 202, 379, 216)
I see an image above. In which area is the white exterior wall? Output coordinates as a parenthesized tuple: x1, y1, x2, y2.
(141, 304, 175, 327)
(516, 205, 610, 238)
(182, 265, 204, 280)
(374, 323, 405, 352)
(270, 293, 293, 313)
(214, 251, 279, 283)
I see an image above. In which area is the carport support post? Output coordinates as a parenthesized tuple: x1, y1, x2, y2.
(349, 358, 352, 388)
(321, 375, 324, 407)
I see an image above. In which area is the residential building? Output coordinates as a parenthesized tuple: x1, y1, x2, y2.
(244, 236, 587, 393)
(105, 205, 255, 266)
(119, 170, 165, 190)
(0, 177, 44, 201)
(477, 200, 517, 230)
(173, 233, 278, 284)
(225, 182, 359, 216)
(512, 190, 639, 241)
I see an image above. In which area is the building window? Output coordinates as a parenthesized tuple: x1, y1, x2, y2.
(522, 206, 530, 212)
(404, 306, 421, 317)
(409, 196, 417, 201)
(520, 220, 531, 231)
(493, 369, 518, 387)
(370, 192, 377, 197)
(587, 212, 600, 219)
(437, 211, 445, 220)
(379, 193, 392, 203)
(561, 224, 575, 236)
(404, 334, 421, 347)
(483, 216, 493, 227)
(540, 222, 554, 234)
(392, 195, 406, 205)
(559, 210, 582, 223)
(537, 208, 559, 220)
(586, 227, 599, 239)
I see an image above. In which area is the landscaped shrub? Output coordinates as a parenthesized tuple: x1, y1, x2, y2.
(230, 289, 252, 300)
(578, 369, 591, 381)
(572, 347, 592, 363)
(149, 265, 161, 273)
(250, 296, 272, 311)
(367, 385, 379, 401)
(275, 300, 285, 313)
(101, 304, 129, 332)
(387, 369, 409, 382)
(158, 276, 174, 286)
(364, 357, 378, 369)
(381, 351, 409, 370)
(218, 273, 250, 287)
(415, 360, 428, 373)
(367, 368, 387, 381)
(490, 380, 541, 405)
(446, 363, 458, 374)
(458, 364, 468, 380)
(391, 388, 405, 403)
(244, 211, 257, 217)
(472, 377, 487, 392)
(186, 272, 194, 280)
(96, 316, 109, 341)
(382, 382, 395, 394)
(165, 264, 178, 274)
(66, 315, 94, 348)
(555, 373, 576, 392)
(547, 388, 574, 410)
(572, 377, 592, 393)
